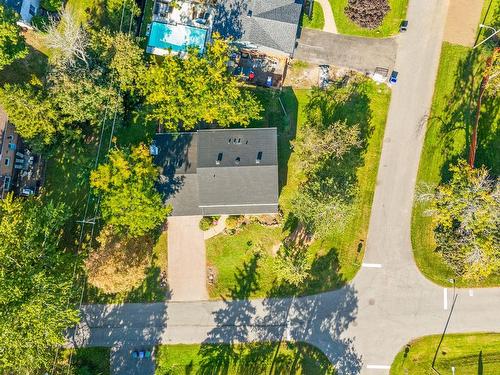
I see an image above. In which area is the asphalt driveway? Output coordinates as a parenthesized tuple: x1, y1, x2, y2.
(295, 28, 398, 72)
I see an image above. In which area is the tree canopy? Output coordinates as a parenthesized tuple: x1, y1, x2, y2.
(419, 160, 500, 281)
(0, 195, 79, 374)
(139, 35, 262, 130)
(90, 144, 170, 237)
(0, 4, 28, 71)
(291, 84, 362, 237)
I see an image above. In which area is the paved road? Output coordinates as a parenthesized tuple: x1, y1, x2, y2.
(68, 0, 500, 374)
(295, 28, 397, 72)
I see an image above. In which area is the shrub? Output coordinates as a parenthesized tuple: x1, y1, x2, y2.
(199, 216, 220, 231)
(344, 0, 390, 29)
(225, 215, 244, 231)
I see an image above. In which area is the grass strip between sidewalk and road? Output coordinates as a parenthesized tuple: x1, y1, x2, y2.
(390, 333, 500, 375)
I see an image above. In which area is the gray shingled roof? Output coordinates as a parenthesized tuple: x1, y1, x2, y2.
(214, 0, 304, 56)
(154, 128, 278, 216)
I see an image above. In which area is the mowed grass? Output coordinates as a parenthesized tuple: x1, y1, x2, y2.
(155, 342, 335, 374)
(59, 347, 110, 375)
(301, 1, 325, 30)
(207, 81, 391, 298)
(330, 0, 408, 37)
(207, 223, 284, 299)
(390, 333, 500, 375)
(411, 41, 500, 287)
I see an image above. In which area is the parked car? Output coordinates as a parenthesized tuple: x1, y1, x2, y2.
(389, 71, 399, 85)
(400, 20, 408, 32)
(21, 187, 34, 196)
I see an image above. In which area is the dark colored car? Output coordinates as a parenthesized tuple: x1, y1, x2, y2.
(400, 20, 408, 32)
(389, 71, 398, 84)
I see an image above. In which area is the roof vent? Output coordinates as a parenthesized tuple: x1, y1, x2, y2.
(235, 157, 241, 165)
(216, 152, 223, 165)
(256, 151, 263, 164)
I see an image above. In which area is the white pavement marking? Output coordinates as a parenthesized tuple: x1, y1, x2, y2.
(443, 288, 448, 310)
(366, 364, 391, 370)
(362, 263, 383, 268)
(469, 289, 474, 297)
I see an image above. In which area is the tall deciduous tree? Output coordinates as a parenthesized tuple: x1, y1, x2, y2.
(44, 7, 89, 67)
(90, 144, 170, 237)
(139, 35, 262, 130)
(0, 4, 28, 70)
(418, 160, 500, 281)
(0, 195, 79, 374)
(0, 81, 60, 146)
(272, 244, 311, 287)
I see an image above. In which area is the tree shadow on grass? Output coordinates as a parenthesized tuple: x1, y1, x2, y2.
(0, 44, 48, 85)
(200, 243, 359, 373)
(432, 46, 499, 182)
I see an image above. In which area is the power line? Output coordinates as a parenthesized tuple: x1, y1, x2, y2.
(50, 1, 138, 373)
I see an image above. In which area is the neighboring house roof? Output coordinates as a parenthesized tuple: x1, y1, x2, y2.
(213, 0, 304, 56)
(2, 0, 22, 13)
(2, 0, 40, 23)
(154, 128, 279, 216)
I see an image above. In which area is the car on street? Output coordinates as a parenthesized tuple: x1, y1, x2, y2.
(400, 20, 408, 32)
(389, 70, 399, 85)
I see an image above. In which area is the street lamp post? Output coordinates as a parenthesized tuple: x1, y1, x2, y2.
(473, 24, 499, 49)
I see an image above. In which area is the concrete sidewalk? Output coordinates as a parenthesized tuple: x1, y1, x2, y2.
(167, 216, 208, 301)
(316, 0, 337, 33)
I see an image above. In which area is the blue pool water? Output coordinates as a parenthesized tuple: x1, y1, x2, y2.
(147, 21, 208, 54)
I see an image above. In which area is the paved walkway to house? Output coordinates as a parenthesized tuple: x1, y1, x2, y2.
(316, 0, 337, 33)
(295, 28, 397, 72)
(443, 0, 484, 46)
(167, 216, 208, 301)
(203, 215, 228, 240)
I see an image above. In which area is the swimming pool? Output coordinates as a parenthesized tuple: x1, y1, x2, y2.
(147, 21, 208, 55)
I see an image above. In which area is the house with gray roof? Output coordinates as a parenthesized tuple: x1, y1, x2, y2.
(2, 0, 40, 24)
(213, 0, 304, 57)
(153, 128, 278, 216)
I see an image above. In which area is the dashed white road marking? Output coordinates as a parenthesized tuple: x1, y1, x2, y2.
(362, 263, 383, 268)
(367, 364, 391, 369)
(444, 288, 448, 310)
(469, 289, 474, 297)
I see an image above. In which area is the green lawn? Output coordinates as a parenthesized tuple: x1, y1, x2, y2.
(411, 41, 500, 287)
(156, 342, 335, 374)
(207, 81, 391, 298)
(301, 1, 325, 30)
(391, 333, 500, 375)
(58, 347, 110, 375)
(330, 0, 408, 37)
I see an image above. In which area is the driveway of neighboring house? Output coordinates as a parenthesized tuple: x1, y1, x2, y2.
(316, 0, 337, 33)
(295, 28, 397, 72)
(110, 346, 155, 375)
(167, 216, 208, 301)
(443, 0, 484, 47)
